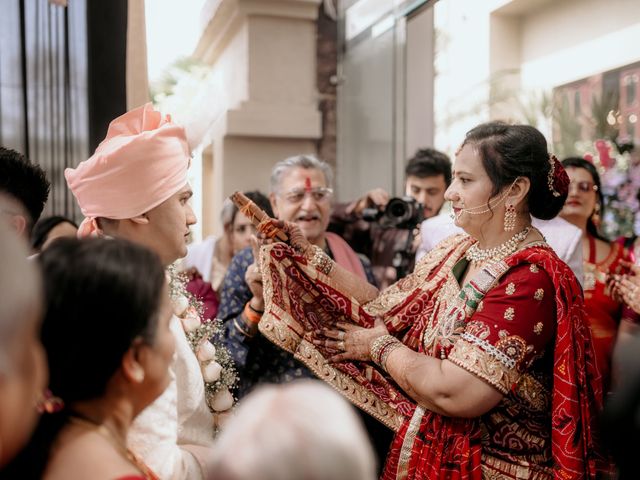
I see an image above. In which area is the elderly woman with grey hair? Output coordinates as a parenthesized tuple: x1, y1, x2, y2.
(207, 380, 376, 480)
(0, 223, 47, 467)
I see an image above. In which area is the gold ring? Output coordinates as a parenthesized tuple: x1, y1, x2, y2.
(338, 340, 345, 351)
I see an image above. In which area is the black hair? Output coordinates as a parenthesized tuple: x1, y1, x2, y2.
(31, 215, 79, 252)
(405, 148, 452, 187)
(462, 121, 567, 220)
(561, 157, 607, 241)
(2, 237, 166, 478)
(0, 147, 50, 233)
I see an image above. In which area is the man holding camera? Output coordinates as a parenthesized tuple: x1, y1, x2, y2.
(330, 148, 451, 288)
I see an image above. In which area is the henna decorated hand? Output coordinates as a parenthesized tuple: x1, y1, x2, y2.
(611, 261, 640, 314)
(312, 318, 389, 363)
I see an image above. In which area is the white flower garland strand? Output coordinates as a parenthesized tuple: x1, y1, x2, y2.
(168, 265, 237, 414)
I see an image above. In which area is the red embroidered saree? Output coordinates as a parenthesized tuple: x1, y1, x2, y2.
(258, 235, 604, 479)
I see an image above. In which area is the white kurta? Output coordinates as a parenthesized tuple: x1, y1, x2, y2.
(128, 316, 215, 480)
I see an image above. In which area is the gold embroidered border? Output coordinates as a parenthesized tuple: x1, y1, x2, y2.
(448, 339, 520, 395)
(259, 306, 404, 431)
(482, 454, 552, 480)
(396, 405, 425, 480)
(365, 234, 471, 316)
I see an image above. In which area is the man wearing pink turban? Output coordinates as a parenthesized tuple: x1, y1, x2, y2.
(66, 103, 216, 479)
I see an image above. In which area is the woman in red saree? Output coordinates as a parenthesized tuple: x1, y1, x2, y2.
(559, 157, 639, 390)
(256, 123, 604, 479)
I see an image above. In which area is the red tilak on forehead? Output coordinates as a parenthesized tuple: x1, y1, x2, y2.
(304, 177, 312, 192)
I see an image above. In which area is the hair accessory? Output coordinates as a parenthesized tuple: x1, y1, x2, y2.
(37, 389, 65, 414)
(547, 154, 568, 197)
(504, 204, 516, 231)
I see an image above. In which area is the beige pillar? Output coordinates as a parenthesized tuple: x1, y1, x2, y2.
(127, 0, 150, 109)
(193, 0, 322, 237)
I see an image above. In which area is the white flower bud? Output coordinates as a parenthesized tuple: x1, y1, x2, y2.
(202, 361, 223, 383)
(173, 295, 189, 316)
(181, 310, 201, 332)
(211, 387, 234, 412)
(197, 341, 216, 362)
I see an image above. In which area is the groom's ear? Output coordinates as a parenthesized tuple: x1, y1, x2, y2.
(130, 213, 150, 225)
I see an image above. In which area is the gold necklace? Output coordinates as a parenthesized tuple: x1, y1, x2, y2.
(68, 415, 159, 480)
(465, 227, 531, 265)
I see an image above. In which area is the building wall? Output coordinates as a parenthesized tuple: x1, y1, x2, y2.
(185, 0, 327, 238)
(432, 0, 640, 153)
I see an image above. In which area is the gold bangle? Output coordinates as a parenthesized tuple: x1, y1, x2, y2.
(370, 335, 401, 370)
(380, 341, 403, 371)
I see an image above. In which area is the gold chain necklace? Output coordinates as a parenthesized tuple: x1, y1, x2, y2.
(465, 227, 531, 265)
(68, 416, 159, 480)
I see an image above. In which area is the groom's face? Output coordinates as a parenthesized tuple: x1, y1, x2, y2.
(144, 184, 197, 265)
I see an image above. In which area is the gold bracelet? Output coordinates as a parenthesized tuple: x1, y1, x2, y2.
(309, 245, 334, 276)
(370, 334, 401, 370)
(380, 341, 403, 371)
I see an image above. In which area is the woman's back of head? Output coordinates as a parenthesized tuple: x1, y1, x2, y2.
(207, 380, 376, 480)
(463, 121, 569, 220)
(38, 237, 166, 402)
(2, 237, 167, 478)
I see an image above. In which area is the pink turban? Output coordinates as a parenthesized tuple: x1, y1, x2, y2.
(65, 103, 190, 237)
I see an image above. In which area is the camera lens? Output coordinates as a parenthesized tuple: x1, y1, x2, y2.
(387, 199, 408, 219)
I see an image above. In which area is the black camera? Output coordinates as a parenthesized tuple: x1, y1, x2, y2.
(361, 196, 424, 230)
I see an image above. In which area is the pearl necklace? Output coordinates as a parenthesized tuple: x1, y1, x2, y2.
(465, 227, 531, 265)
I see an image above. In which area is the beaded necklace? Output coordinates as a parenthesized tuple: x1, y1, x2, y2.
(465, 227, 530, 266)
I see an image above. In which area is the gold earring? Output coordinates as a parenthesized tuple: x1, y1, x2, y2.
(591, 204, 601, 229)
(504, 204, 516, 231)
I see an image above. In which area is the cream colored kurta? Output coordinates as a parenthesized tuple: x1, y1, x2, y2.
(128, 316, 214, 479)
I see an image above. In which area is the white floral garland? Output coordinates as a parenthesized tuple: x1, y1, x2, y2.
(167, 265, 237, 413)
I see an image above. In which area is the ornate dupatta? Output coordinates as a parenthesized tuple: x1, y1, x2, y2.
(258, 235, 603, 479)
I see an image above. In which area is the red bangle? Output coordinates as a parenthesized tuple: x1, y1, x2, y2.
(244, 302, 262, 324)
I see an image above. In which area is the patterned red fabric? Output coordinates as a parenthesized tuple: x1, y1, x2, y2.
(505, 248, 603, 479)
(259, 239, 604, 479)
(583, 242, 638, 389)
